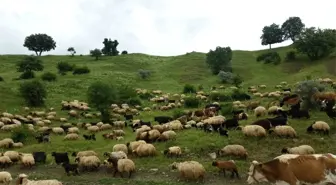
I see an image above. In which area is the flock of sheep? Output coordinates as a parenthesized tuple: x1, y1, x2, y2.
(0, 77, 335, 184)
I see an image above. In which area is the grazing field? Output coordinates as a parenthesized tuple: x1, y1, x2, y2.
(0, 46, 335, 185)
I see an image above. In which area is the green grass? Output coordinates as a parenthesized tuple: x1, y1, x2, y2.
(0, 46, 335, 185)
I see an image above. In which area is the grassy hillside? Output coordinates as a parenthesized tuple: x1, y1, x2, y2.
(0, 46, 335, 185)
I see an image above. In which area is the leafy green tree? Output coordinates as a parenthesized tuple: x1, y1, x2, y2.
(206, 46, 232, 75)
(19, 80, 47, 107)
(281, 17, 305, 42)
(67, 47, 76, 56)
(260, 23, 283, 49)
(87, 82, 117, 122)
(102, 38, 119, 56)
(17, 56, 44, 79)
(294, 27, 336, 60)
(90, 48, 102, 60)
(23, 33, 56, 56)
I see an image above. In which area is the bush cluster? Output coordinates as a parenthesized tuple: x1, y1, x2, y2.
(256, 51, 281, 64)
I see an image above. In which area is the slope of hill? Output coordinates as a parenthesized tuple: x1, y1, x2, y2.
(0, 46, 335, 111)
(0, 46, 335, 185)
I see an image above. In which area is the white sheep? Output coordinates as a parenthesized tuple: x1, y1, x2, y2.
(52, 127, 65, 135)
(126, 140, 146, 153)
(271, 125, 297, 138)
(13, 142, 23, 148)
(240, 125, 266, 137)
(105, 151, 128, 160)
(64, 133, 79, 140)
(113, 158, 136, 178)
(171, 161, 205, 181)
(75, 155, 101, 171)
(281, 145, 315, 155)
(133, 143, 156, 157)
(0, 138, 14, 149)
(307, 121, 330, 134)
(219, 144, 248, 159)
(67, 127, 79, 134)
(19, 153, 35, 168)
(203, 115, 226, 125)
(17, 173, 62, 185)
(158, 130, 177, 141)
(113, 144, 128, 154)
(167, 120, 183, 130)
(164, 146, 182, 157)
(2, 151, 20, 163)
(73, 150, 97, 158)
(254, 106, 266, 117)
(0, 156, 12, 168)
(0, 171, 12, 185)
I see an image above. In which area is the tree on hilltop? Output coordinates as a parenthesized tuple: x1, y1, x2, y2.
(206, 46, 233, 75)
(90, 49, 102, 60)
(294, 27, 336, 61)
(23, 33, 56, 56)
(67, 47, 76, 57)
(102, 38, 119, 56)
(260, 23, 283, 49)
(281, 16, 305, 42)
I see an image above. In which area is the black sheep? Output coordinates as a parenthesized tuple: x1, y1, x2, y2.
(232, 110, 244, 116)
(205, 104, 221, 111)
(221, 118, 239, 129)
(51, 152, 69, 165)
(154, 116, 173, 124)
(83, 134, 96, 141)
(217, 127, 229, 137)
(61, 162, 79, 176)
(124, 114, 133, 121)
(32, 152, 47, 163)
(251, 119, 273, 130)
(280, 94, 300, 107)
(322, 100, 336, 120)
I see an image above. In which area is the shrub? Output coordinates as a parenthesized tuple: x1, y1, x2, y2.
(183, 84, 196, 94)
(19, 71, 35, 79)
(121, 50, 128, 54)
(208, 92, 232, 102)
(295, 80, 326, 109)
(127, 97, 142, 106)
(231, 89, 251, 101)
(172, 109, 186, 119)
(184, 97, 200, 108)
(198, 84, 204, 90)
(218, 71, 234, 84)
(57, 61, 74, 75)
(138, 69, 151, 79)
(220, 103, 233, 115)
(73, 66, 90, 75)
(285, 51, 296, 61)
(41, 72, 57, 82)
(11, 126, 35, 144)
(19, 80, 47, 107)
(256, 51, 281, 64)
(232, 74, 243, 87)
(117, 85, 137, 104)
(0, 76, 3, 82)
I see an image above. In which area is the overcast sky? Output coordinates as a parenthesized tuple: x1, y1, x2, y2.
(0, 0, 335, 56)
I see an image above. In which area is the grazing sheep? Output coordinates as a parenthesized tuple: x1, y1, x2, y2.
(126, 140, 147, 153)
(18, 153, 35, 168)
(157, 130, 177, 142)
(145, 129, 161, 142)
(218, 145, 248, 159)
(212, 160, 239, 179)
(0, 171, 12, 185)
(110, 158, 136, 178)
(67, 127, 79, 134)
(270, 125, 297, 138)
(51, 152, 69, 165)
(164, 146, 182, 157)
(113, 129, 125, 136)
(251, 119, 272, 130)
(0, 156, 12, 168)
(307, 121, 330, 135)
(254, 106, 266, 117)
(0, 138, 14, 149)
(133, 143, 156, 157)
(64, 133, 79, 140)
(167, 120, 183, 130)
(281, 145, 315, 155)
(16, 173, 62, 185)
(75, 155, 101, 172)
(221, 117, 239, 129)
(13, 142, 23, 148)
(268, 106, 281, 115)
(104, 151, 127, 160)
(2, 151, 20, 163)
(240, 125, 267, 137)
(61, 162, 79, 176)
(87, 125, 99, 133)
(83, 134, 96, 141)
(113, 144, 128, 154)
(72, 150, 97, 158)
(52, 127, 65, 135)
(32, 152, 47, 164)
(171, 161, 205, 181)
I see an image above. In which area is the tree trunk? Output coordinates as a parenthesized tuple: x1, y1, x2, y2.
(38, 51, 42, 56)
(269, 44, 272, 49)
(35, 51, 38, 56)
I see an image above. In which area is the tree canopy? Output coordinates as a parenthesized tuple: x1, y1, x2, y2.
(23, 33, 56, 56)
(260, 23, 283, 49)
(67, 47, 76, 56)
(102, 38, 119, 56)
(294, 27, 336, 60)
(205, 46, 233, 75)
(90, 49, 102, 60)
(281, 16, 305, 42)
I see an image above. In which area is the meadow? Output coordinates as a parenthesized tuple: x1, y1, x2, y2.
(0, 45, 335, 185)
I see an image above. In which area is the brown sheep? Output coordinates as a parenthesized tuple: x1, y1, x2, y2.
(212, 160, 239, 179)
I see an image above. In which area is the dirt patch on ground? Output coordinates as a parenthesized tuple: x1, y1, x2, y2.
(325, 58, 336, 75)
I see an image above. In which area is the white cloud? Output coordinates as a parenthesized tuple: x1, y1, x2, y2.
(0, 0, 335, 56)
